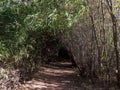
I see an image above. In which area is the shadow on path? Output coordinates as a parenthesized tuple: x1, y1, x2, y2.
(21, 61, 119, 90)
(21, 61, 83, 90)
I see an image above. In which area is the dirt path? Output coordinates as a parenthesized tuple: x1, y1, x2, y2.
(20, 61, 119, 90)
(21, 61, 85, 90)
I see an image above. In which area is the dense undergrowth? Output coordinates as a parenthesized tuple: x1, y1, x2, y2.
(0, 0, 84, 66)
(0, 0, 84, 89)
(0, 0, 120, 89)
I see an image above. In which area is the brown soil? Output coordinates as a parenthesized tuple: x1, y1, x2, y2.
(20, 61, 119, 90)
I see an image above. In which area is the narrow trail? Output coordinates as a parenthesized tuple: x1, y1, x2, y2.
(20, 61, 112, 90)
(21, 61, 84, 90)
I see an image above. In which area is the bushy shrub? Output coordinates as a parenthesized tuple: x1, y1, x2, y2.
(0, 0, 84, 71)
(0, 68, 20, 90)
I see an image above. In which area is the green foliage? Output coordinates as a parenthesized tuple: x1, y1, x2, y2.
(0, 0, 86, 67)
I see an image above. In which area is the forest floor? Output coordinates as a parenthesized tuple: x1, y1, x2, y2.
(20, 60, 118, 90)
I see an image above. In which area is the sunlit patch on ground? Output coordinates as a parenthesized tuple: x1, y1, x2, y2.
(20, 61, 119, 90)
(21, 61, 81, 90)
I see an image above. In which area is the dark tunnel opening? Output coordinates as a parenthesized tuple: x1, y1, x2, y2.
(58, 47, 77, 67)
(41, 39, 77, 67)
